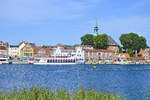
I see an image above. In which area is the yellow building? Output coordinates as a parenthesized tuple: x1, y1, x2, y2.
(18, 41, 26, 57)
(8, 45, 19, 58)
(21, 43, 35, 59)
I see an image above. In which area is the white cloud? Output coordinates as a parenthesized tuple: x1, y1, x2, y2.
(0, 0, 101, 22)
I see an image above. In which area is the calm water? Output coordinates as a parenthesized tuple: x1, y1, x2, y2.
(0, 64, 150, 100)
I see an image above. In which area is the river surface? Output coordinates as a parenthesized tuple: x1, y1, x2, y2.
(0, 64, 150, 100)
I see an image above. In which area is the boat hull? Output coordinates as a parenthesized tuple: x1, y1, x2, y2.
(33, 62, 77, 65)
(0, 58, 9, 64)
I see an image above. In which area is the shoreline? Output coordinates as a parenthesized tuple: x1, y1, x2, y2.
(1, 63, 150, 65)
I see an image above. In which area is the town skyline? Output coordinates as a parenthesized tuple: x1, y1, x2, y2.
(0, 0, 150, 45)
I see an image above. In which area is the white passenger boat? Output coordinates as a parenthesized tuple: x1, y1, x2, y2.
(33, 58, 79, 65)
(0, 57, 9, 64)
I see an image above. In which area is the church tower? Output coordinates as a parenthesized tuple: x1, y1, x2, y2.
(93, 19, 99, 37)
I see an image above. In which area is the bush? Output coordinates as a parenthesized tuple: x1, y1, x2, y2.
(0, 87, 125, 100)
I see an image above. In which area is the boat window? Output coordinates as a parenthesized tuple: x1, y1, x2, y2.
(0, 59, 6, 61)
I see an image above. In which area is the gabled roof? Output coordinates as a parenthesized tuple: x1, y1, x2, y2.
(120, 53, 130, 59)
(34, 46, 51, 54)
(34, 46, 41, 53)
(18, 41, 26, 46)
(56, 43, 63, 47)
(21, 43, 35, 51)
(108, 36, 119, 46)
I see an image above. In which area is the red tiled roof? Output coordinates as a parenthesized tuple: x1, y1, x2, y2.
(100, 49, 113, 52)
(84, 49, 98, 52)
(138, 50, 144, 55)
(34, 46, 41, 53)
(75, 44, 92, 47)
(34, 46, 51, 55)
(56, 43, 62, 47)
(0, 46, 6, 50)
(120, 53, 130, 59)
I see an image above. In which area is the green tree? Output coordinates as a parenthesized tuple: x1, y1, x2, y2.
(81, 34, 109, 49)
(119, 32, 147, 56)
(127, 48, 134, 57)
(138, 36, 147, 50)
(63, 45, 73, 47)
(81, 34, 94, 46)
(42, 45, 48, 48)
(93, 34, 109, 49)
(119, 47, 123, 53)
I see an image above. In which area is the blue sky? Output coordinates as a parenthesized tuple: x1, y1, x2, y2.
(0, 0, 150, 46)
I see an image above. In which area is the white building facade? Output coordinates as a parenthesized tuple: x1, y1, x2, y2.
(8, 45, 19, 58)
(45, 44, 93, 63)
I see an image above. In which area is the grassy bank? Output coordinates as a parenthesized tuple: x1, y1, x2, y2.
(0, 87, 125, 100)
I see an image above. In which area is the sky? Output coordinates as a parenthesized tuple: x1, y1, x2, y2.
(0, 0, 150, 46)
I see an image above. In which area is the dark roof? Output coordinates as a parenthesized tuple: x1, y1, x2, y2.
(108, 36, 119, 46)
(29, 43, 36, 47)
(10, 45, 19, 47)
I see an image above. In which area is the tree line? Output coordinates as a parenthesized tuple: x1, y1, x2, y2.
(80, 32, 148, 57)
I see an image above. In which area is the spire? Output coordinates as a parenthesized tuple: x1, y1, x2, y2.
(93, 19, 99, 36)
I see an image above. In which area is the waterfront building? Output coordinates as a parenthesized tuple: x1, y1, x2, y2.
(21, 43, 35, 60)
(129, 57, 145, 64)
(98, 49, 113, 63)
(84, 49, 99, 61)
(139, 48, 150, 62)
(0, 41, 4, 46)
(0, 46, 8, 57)
(107, 45, 119, 53)
(34, 46, 52, 58)
(107, 36, 119, 53)
(18, 41, 26, 57)
(37, 44, 94, 63)
(0, 41, 9, 48)
(75, 44, 93, 61)
(51, 44, 74, 57)
(118, 53, 130, 62)
(84, 49, 113, 63)
(8, 45, 19, 58)
(37, 44, 76, 63)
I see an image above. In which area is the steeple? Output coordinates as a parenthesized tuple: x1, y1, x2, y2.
(93, 19, 99, 36)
